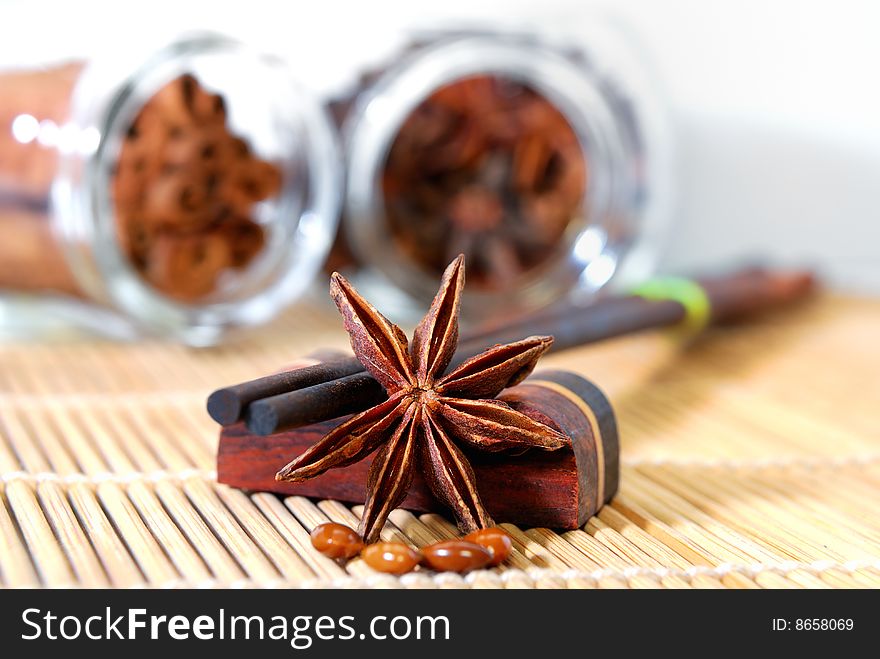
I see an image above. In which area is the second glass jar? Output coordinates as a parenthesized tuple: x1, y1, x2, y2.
(336, 29, 672, 321)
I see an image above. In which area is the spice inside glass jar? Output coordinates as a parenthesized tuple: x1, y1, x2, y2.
(382, 74, 587, 291)
(113, 72, 285, 302)
(0, 34, 340, 344)
(338, 30, 671, 320)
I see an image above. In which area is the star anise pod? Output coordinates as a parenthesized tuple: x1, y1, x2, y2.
(276, 255, 569, 543)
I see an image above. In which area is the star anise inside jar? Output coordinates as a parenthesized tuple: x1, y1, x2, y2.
(382, 75, 588, 291)
(276, 255, 570, 543)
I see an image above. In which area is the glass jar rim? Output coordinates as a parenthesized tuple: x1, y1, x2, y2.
(51, 32, 341, 345)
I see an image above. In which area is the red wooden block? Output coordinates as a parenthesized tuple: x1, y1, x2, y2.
(217, 370, 618, 530)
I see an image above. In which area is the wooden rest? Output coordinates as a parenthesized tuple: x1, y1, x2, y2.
(217, 369, 619, 529)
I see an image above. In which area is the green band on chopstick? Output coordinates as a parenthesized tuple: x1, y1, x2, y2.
(631, 277, 712, 334)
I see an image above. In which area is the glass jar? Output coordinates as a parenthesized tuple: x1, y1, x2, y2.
(0, 33, 340, 345)
(337, 28, 672, 321)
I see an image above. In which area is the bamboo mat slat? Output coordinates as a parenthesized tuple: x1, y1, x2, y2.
(0, 294, 878, 589)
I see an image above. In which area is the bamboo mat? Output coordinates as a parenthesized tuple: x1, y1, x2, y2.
(1, 294, 879, 589)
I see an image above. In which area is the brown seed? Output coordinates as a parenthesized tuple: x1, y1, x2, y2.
(463, 527, 512, 566)
(361, 542, 421, 575)
(421, 540, 492, 573)
(310, 522, 364, 560)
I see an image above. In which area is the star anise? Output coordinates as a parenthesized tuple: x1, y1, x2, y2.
(276, 255, 569, 543)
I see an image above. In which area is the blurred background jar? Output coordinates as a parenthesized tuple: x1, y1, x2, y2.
(332, 27, 672, 322)
(0, 33, 340, 345)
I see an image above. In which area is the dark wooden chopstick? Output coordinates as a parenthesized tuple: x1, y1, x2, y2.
(207, 267, 816, 435)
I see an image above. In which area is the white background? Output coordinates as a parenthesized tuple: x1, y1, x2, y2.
(2, 0, 878, 292)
